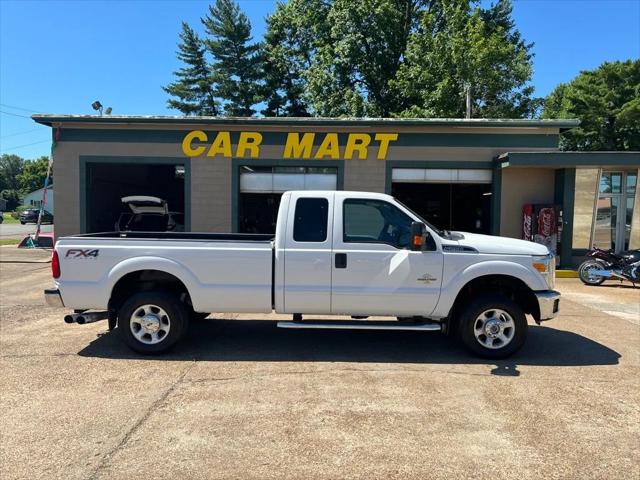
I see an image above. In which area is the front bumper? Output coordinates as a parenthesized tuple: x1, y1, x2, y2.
(44, 288, 64, 308)
(535, 290, 560, 321)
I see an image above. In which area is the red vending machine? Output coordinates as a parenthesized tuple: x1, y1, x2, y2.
(522, 204, 559, 255)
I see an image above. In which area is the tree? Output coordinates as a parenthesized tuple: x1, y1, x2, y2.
(202, 0, 262, 116)
(542, 60, 640, 150)
(261, 0, 314, 117)
(164, 22, 219, 116)
(0, 154, 24, 211)
(261, 0, 537, 118)
(18, 156, 51, 195)
(394, 0, 539, 118)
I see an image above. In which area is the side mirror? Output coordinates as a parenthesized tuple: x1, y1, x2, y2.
(410, 221, 426, 251)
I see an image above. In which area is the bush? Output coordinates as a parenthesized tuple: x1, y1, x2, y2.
(11, 205, 30, 219)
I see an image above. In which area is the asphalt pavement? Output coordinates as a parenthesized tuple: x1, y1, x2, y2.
(0, 248, 638, 480)
(0, 222, 54, 239)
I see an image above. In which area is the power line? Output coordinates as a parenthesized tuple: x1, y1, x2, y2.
(0, 128, 43, 139)
(0, 103, 39, 113)
(0, 139, 50, 153)
(0, 110, 31, 119)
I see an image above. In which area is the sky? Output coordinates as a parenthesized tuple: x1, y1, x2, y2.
(0, 0, 638, 160)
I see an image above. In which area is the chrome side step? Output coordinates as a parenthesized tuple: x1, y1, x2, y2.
(277, 320, 441, 332)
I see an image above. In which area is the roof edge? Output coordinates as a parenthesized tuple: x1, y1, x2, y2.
(31, 114, 580, 129)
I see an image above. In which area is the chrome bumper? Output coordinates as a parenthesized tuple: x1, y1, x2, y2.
(535, 290, 560, 321)
(44, 288, 64, 308)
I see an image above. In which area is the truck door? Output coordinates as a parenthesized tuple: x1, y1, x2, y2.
(331, 196, 443, 316)
(282, 192, 334, 314)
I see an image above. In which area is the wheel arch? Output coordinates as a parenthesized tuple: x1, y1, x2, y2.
(447, 273, 540, 334)
(106, 257, 200, 312)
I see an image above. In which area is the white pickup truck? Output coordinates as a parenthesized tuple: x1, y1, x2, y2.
(45, 191, 559, 358)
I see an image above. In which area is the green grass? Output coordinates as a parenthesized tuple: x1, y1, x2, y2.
(2, 213, 19, 224)
(0, 239, 20, 246)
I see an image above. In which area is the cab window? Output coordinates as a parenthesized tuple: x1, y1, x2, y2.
(343, 199, 412, 248)
(293, 198, 329, 242)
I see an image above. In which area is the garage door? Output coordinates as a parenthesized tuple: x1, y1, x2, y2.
(391, 168, 493, 234)
(239, 166, 338, 233)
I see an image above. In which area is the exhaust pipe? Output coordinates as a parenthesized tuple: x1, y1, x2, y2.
(64, 311, 108, 325)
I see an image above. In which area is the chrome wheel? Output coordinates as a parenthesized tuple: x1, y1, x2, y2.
(130, 304, 171, 345)
(579, 261, 605, 285)
(473, 309, 515, 350)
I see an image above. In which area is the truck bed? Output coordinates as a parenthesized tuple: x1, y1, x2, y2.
(54, 231, 275, 313)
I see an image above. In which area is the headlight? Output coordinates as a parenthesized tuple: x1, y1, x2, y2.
(532, 254, 555, 289)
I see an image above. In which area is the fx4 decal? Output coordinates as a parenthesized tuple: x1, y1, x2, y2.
(65, 249, 100, 258)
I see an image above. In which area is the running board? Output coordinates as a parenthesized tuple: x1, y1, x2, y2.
(277, 320, 442, 331)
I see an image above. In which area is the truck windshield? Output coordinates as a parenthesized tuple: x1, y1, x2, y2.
(395, 199, 443, 237)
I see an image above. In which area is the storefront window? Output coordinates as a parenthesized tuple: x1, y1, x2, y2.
(592, 170, 636, 252)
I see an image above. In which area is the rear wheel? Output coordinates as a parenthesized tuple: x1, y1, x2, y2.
(578, 260, 606, 286)
(117, 291, 188, 354)
(458, 295, 527, 359)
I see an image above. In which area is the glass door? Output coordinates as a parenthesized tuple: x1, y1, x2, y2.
(592, 171, 637, 252)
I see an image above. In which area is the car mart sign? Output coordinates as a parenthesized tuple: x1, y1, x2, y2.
(181, 131, 399, 160)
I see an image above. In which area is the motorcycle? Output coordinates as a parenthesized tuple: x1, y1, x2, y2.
(578, 248, 640, 286)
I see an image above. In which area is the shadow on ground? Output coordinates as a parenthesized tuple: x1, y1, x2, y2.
(78, 319, 621, 374)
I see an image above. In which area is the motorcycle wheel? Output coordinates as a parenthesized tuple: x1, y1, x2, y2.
(578, 259, 606, 286)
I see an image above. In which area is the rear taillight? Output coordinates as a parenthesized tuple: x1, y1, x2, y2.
(51, 250, 60, 279)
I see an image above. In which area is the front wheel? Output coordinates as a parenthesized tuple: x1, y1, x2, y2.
(578, 260, 606, 286)
(117, 290, 189, 354)
(458, 295, 527, 359)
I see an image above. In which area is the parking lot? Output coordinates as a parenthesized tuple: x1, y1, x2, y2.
(0, 246, 638, 480)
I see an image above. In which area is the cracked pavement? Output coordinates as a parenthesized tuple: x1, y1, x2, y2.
(0, 251, 638, 479)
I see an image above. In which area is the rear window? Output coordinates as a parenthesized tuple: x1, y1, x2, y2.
(293, 198, 328, 242)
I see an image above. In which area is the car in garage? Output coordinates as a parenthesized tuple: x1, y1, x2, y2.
(19, 209, 53, 224)
(115, 196, 184, 232)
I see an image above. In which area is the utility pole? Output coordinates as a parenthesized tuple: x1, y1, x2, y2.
(464, 83, 472, 119)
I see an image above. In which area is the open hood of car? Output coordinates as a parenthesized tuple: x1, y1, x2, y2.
(121, 196, 168, 215)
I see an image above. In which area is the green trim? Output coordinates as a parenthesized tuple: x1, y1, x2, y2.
(56, 128, 559, 149)
(32, 114, 580, 130)
(555, 168, 576, 268)
(79, 156, 191, 234)
(500, 151, 640, 168)
(231, 158, 344, 233)
(491, 167, 502, 235)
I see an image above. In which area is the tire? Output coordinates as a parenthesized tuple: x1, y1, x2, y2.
(578, 260, 606, 286)
(20, 221, 25, 225)
(117, 290, 189, 354)
(458, 294, 527, 359)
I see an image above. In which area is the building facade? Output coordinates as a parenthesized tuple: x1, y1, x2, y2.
(22, 186, 54, 213)
(33, 115, 640, 267)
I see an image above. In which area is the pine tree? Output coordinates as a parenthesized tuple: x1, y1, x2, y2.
(164, 22, 219, 116)
(261, 1, 311, 117)
(202, 0, 262, 116)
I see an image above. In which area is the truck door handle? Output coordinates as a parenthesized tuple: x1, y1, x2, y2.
(335, 253, 347, 269)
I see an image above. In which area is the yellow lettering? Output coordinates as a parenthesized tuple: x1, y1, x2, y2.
(182, 130, 207, 157)
(314, 133, 340, 159)
(283, 132, 315, 158)
(374, 133, 399, 160)
(344, 133, 371, 160)
(236, 132, 262, 158)
(207, 131, 232, 158)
